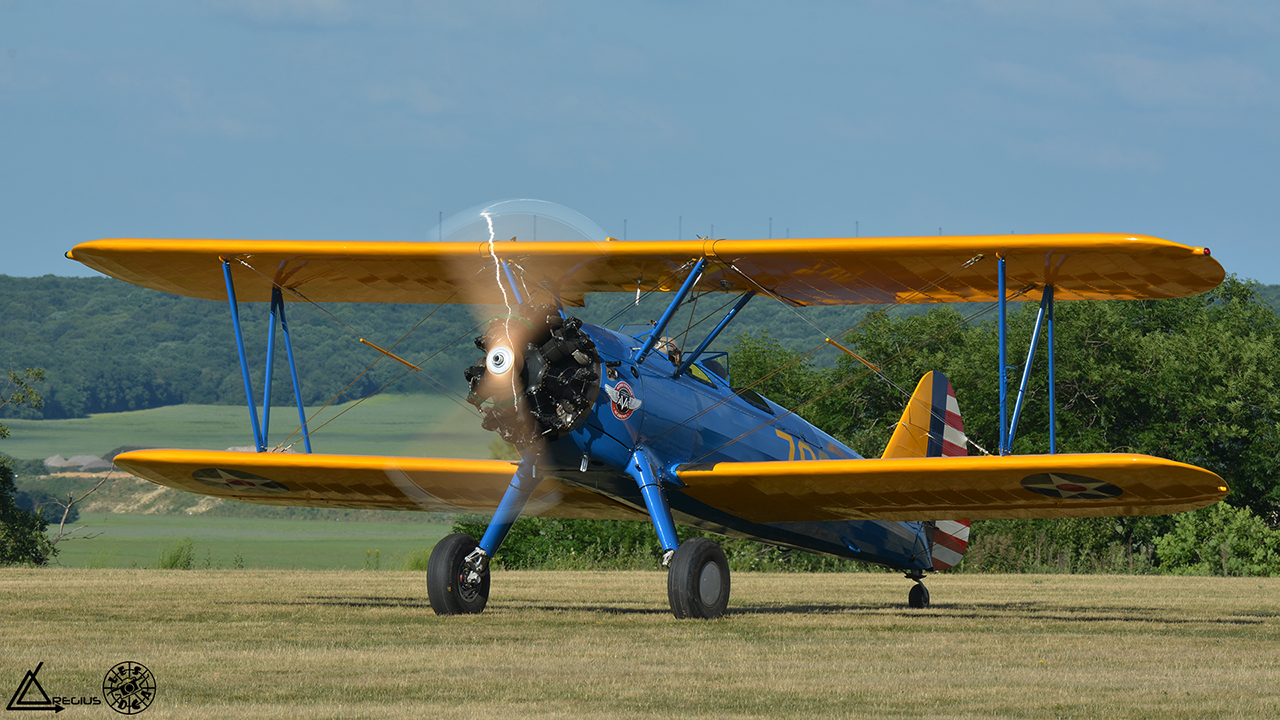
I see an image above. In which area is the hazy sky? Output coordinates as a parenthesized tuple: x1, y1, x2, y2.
(3, 1, 1278, 282)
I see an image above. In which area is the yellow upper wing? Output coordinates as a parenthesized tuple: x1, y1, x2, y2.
(68, 233, 1223, 306)
(674, 453, 1228, 521)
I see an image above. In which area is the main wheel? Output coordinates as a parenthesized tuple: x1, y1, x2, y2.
(908, 582, 930, 609)
(667, 537, 731, 619)
(427, 533, 490, 615)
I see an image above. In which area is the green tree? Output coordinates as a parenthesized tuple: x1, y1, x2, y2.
(1155, 502, 1280, 576)
(725, 330, 825, 413)
(1, 368, 55, 565)
(727, 277, 1280, 571)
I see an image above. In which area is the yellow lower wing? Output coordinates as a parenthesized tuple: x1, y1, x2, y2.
(113, 449, 645, 520)
(675, 454, 1227, 522)
(115, 449, 1227, 525)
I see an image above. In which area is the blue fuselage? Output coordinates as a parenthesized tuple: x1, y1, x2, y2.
(541, 323, 932, 572)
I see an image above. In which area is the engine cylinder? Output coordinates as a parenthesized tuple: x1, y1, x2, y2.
(465, 307, 601, 449)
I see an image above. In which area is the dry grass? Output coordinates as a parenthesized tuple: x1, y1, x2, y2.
(2, 570, 1277, 719)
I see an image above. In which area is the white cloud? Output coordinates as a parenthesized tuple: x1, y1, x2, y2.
(1097, 54, 1274, 109)
(204, 0, 358, 28)
(979, 61, 1093, 102)
(368, 80, 454, 117)
(102, 70, 266, 139)
(964, 0, 1280, 35)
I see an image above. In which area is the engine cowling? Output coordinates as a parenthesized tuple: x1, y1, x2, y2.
(465, 307, 601, 449)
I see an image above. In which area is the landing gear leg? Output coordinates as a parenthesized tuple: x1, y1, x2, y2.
(625, 448, 681, 559)
(906, 570, 930, 609)
(427, 457, 540, 616)
(624, 447, 732, 618)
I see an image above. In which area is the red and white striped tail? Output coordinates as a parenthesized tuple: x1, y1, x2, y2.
(930, 519, 971, 571)
(939, 382, 966, 457)
(882, 371, 969, 461)
(881, 371, 972, 571)
(932, 379, 970, 570)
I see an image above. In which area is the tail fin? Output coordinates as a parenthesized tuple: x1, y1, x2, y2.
(882, 371, 970, 571)
(882, 370, 966, 460)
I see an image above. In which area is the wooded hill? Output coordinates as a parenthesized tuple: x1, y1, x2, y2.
(5, 275, 1279, 422)
(0, 273, 947, 419)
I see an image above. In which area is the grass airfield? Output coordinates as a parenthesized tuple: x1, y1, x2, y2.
(1, 393, 493, 460)
(3, 570, 1277, 719)
(48, 513, 451, 570)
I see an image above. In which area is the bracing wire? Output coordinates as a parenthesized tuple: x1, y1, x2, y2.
(227, 257, 492, 450)
(689, 299, 1008, 461)
(643, 254, 1019, 456)
(600, 259, 700, 329)
(688, 281, 1039, 461)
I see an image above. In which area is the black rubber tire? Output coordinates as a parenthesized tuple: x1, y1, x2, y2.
(667, 537, 731, 619)
(427, 533, 490, 615)
(908, 582, 930, 609)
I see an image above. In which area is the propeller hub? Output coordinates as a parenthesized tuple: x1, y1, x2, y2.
(486, 346, 516, 375)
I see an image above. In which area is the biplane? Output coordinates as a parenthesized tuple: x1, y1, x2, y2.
(68, 199, 1229, 619)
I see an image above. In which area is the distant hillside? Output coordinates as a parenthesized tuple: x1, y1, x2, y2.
(0, 274, 916, 419)
(1258, 284, 1280, 313)
(4, 274, 1275, 419)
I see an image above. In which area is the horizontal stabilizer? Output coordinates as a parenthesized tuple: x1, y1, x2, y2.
(674, 453, 1227, 522)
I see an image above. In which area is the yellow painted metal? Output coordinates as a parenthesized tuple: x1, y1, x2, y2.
(675, 453, 1228, 522)
(358, 338, 421, 371)
(114, 448, 1228, 524)
(112, 449, 646, 520)
(881, 372, 940, 460)
(69, 233, 1223, 306)
(824, 337, 881, 373)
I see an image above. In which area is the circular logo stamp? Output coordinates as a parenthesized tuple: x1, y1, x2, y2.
(192, 467, 291, 493)
(1021, 473, 1123, 500)
(103, 661, 155, 715)
(607, 381, 638, 420)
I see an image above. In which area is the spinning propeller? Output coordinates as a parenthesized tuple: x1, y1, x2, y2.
(432, 199, 612, 456)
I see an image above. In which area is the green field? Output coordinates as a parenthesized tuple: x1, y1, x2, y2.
(2, 570, 1276, 718)
(1, 393, 494, 460)
(49, 513, 451, 570)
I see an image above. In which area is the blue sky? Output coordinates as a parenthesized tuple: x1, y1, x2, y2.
(3, 1, 1278, 282)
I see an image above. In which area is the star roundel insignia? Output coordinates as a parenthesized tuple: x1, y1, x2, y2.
(192, 467, 291, 493)
(1021, 473, 1122, 500)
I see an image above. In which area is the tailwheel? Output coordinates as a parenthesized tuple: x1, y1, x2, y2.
(908, 581, 930, 609)
(427, 533, 490, 615)
(667, 537, 731, 619)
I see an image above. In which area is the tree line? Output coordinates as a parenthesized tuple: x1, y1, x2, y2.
(0, 275, 890, 420)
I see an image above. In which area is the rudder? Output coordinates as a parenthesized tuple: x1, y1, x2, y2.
(882, 370, 971, 571)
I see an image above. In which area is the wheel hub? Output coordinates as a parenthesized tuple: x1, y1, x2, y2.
(698, 561, 723, 607)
